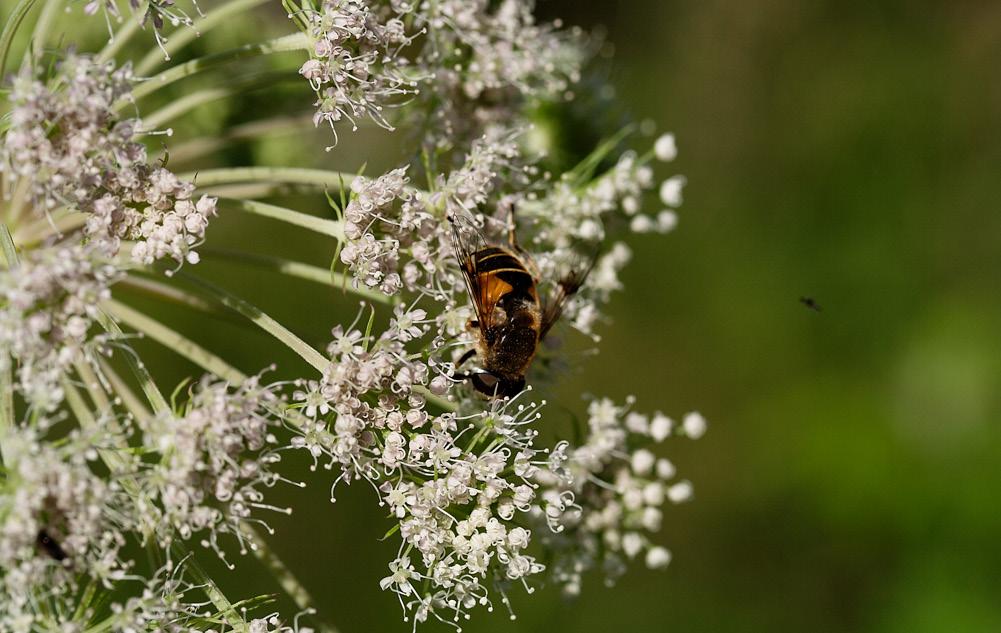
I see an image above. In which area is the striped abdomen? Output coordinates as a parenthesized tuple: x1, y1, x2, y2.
(473, 247, 537, 295)
(473, 247, 541, 379)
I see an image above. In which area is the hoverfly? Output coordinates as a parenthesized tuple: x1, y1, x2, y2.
(448, 207, 594, 398)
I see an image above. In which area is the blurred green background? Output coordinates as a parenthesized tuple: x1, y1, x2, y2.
(7, 0, 1001, 631)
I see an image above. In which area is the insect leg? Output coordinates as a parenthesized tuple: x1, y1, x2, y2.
(456, 348, 477, 368)
(503, 199, 520, 250)
(502, 200, 542, 279)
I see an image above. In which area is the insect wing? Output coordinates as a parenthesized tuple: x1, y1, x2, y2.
(540, 251, 598, 340)
(448, 214, 491, 330)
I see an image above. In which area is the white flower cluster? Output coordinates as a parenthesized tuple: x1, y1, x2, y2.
(0, 376, 308, 631)
(0, 50, 307, 632)
(288, 312, 702, 624)
(519, 133, 684, 335)
(0, 352, 330, 632)
(88, 168, 217, 268)
(291, 314, 443, 481)
(534, 398, 706, 596)
(297, 0, 584, 148)
(286, 310, 556, 624)
(429, 0, 581, 101)
(417, 0, 584, 148)
(438, 129, 527, 216)
(299, 0, 420, 140)
(137, 376, 291, 564)
(0, 428, 133, 622)
(1, 55, 132, 213)
(376, 406, 546, 624)
(339, 168, 441, 296)
(0, 243, 118, 410)
(0, 55, 216, 267)
(532, 152, 656, 247)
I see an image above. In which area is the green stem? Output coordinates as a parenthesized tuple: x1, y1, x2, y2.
(23, 0, 61, 69)
(182, 166, 356, 191)
(62, 376, 128, 469)
(96, 308, 171, 413)
(105, 283, 313, 432)
(0, 0, 39, 79)
(174, 271, 330, 372)
(4, 177, 32, 229)
(119, 273, 232, 317)
(75, 360, 114, 412)
(218, 197, 344, 240)
(0, 222, 18, 467)
(201, 248, 391, 306)
(0, 222, 19, 269)
(135, 0, 272, 74)
(169, 115, 312, 165)
(143, 86, 232, 129)
(0, 355, 11, 468)
(103, 298, 248, 385)
(172, 545, 249, 632)
(142, 71, 295, 129)
(126, 32, 310, 105)
(9, 210, 86, 247)
(568, 123, 638, 188)
(244, 530, 337, 633)
(97, 357, 152, 424)
(197, 182, 320, 200)
(282, 0, 310, 32)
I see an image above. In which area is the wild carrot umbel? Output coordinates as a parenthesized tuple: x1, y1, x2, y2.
(1, 0, 702, 630)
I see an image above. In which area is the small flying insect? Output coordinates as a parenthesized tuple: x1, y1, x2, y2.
(449, 208, 594, 398)
(36, 528, 68, 561)
(800, 296, 822, 312)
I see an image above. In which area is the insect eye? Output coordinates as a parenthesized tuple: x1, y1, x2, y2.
(471, 372, 500, 394)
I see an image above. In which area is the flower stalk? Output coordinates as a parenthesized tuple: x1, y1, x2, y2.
(183, 167, 357, 191)
(126, 32, 312, 105)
